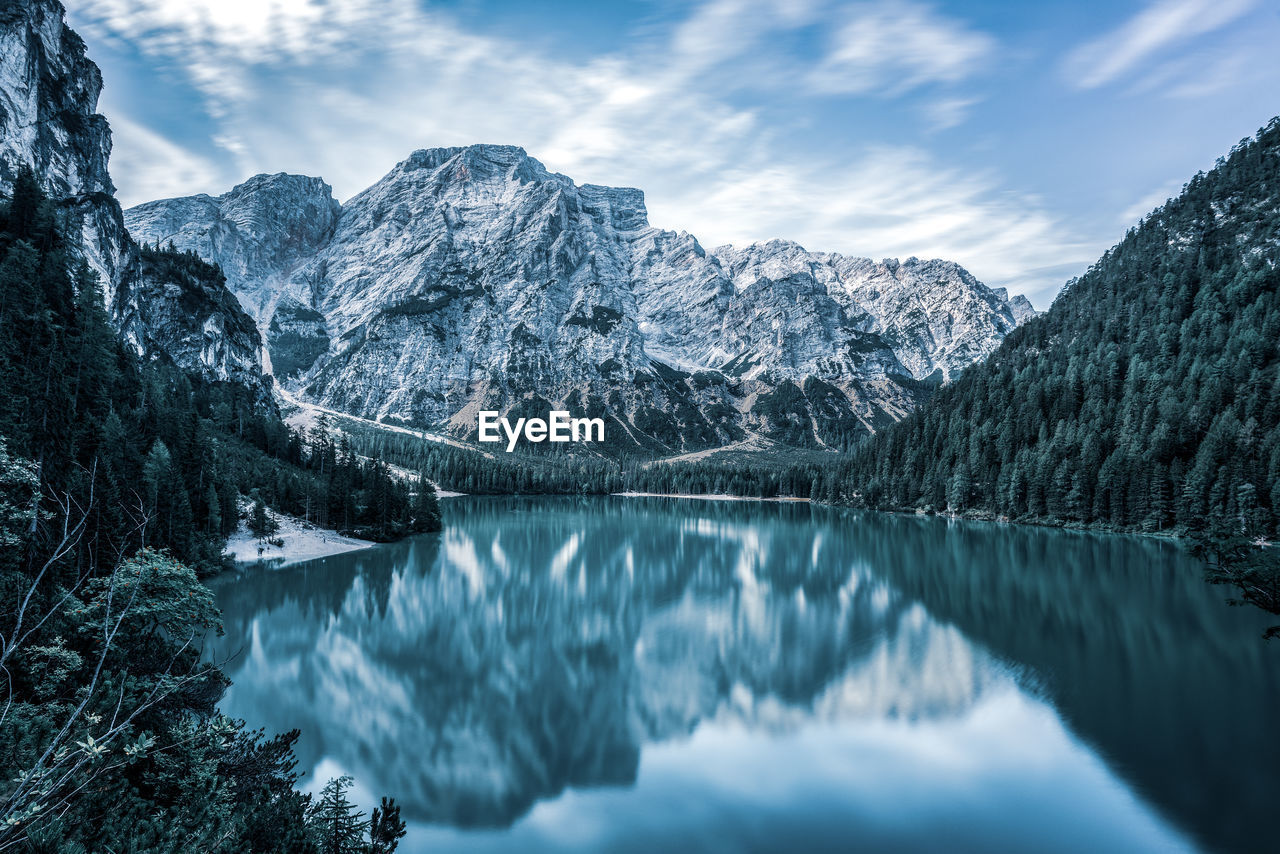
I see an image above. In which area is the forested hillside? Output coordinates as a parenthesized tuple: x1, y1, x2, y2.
(839, 118, 1280, 540)
(0, 173, 431, 849)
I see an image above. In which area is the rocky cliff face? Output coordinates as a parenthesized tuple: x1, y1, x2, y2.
(715, 243, 1030, 382)
(994, 288, 1038, 325)
(0, 0, 270, 396)
(126, 144, 1035, 454)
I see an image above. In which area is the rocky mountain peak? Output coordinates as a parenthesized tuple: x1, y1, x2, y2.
(124, 146, 1038, 453)
(579, 184, 649, 232)
(384, 144, 561, 198)
(126, 171, 341, 323)
(0, 0, 110, 198)
(992, 288, 1038, 324)
(0, 0, 270, 398)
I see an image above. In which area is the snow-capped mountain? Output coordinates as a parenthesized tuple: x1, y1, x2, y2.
(0, 0, 270, 399)
(126, 145, 1034, 454)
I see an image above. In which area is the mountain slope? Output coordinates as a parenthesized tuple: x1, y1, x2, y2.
(840, 118, 1280, 540)
(715, 241, 1025, 381)
(0, 0, 270, 398)
(125, 146, 1033, 454)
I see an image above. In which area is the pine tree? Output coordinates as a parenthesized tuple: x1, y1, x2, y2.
(413, 474, 441, 533)
(248, 490, 279, 540)
(308, 776, 367, 854)
(368, 797, 407, 854)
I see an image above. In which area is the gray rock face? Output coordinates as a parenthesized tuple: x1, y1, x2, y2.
(993, 288, 1038, 325)
(126, 144, 1035, 452)
(0, 0, 269, 396)
(125, 173, 342, 323)
(717, 243, 1032, 382)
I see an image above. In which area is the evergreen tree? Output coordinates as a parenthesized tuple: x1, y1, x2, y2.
(308, 776, 367, 854)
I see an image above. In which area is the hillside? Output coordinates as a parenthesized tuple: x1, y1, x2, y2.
(840, 118, 1280, 545)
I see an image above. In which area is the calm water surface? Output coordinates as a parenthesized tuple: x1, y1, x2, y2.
(206, 497, 1280, 853)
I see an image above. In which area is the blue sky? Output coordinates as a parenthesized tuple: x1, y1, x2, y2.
(65, 0, 1280, 307)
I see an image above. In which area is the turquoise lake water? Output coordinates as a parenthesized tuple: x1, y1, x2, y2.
(206, 497, 1279, 853)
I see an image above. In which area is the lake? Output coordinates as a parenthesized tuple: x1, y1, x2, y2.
(206, 497, 1279, 853)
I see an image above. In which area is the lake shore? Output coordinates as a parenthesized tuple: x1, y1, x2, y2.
(224, 513, 376, 566)
(612, 492, 810, 502)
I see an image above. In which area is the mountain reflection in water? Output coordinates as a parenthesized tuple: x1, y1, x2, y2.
(207, 497, 1279, 854)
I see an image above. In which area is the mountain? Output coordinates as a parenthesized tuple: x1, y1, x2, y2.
(839, 118, 1280, 541)
(714, 242, 1029, 381)
(0, 0, 270, 399)
(125, 146, 1033, 455)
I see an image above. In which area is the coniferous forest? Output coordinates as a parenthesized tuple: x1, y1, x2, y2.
(0, 172, 434, 850)
(834, 119, 1280, 626)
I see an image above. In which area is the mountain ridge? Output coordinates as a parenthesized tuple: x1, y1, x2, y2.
(126, 143, 1035, 454)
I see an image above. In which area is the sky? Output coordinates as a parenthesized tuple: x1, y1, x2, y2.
(64, 0, 1280, 308)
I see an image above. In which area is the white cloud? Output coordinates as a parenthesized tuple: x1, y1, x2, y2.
(809, 2, 994, 95)
(70, 0, 1073, 299)
(105, 116, 221, 207)
(1062, 0, 1256, 90)
(658, 147, 1088, 297)
(1161, 52, 1251, 98)
(921, 97, 979, 131)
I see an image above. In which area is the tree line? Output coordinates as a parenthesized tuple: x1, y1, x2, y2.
(340, 420, 838, 499)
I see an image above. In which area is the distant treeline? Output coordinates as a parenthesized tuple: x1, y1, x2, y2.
(348, 109, 1280, 546)
(340, 422, 841, 500)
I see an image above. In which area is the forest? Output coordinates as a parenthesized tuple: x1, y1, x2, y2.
(835, 119, 1280, 535)
(340, 420, 837, 499)
(0, 172, 433, 851)
(833, 118, 1280, 628)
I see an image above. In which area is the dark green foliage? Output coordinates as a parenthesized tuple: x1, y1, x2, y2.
(369, 797, 408, 854)
(308, 776, 366, 854)
(751, 380, 817, 448)
(285, 418, 442, 541)
(0, 176, 406, 851)
(249, 490, 280, 540)
(836, 118, 1280, 623)
(1190, 525, 1280, 638)
(335, 418, 828, 499)
(839, 119, 1280, 540)
(137, 239, 227, 303)
(303, 776, 406, 854)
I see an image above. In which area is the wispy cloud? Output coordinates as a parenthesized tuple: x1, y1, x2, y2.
(921, 97, 980, 131)
(106, 116, 221, 206)
(1118, 180, 1185, 226)
(1062, 0, 1256, 90)
(70, 0, 1074, 298)
(809, 1, 995, 95)
(659, 145, 1087, 296)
